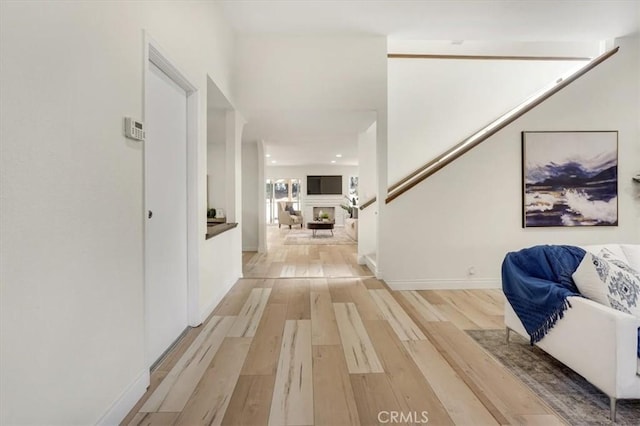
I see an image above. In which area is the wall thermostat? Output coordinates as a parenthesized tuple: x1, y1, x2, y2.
(124, 117, 145, 141)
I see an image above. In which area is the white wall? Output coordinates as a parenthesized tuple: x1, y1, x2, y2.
(236, 36, 387, 111)
(388, 56, 587, 184)
(381, 36, 640, 290)
(207, 109, 226, 210)
(200, 111, 244, 320)
(0, 1, 236, 424)
(357, 123, 377, 265)
(242, 142, 259, 251)
(207, 144, 226, 211)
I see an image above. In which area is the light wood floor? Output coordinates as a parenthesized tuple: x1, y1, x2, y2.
(123, 226, 565, 426)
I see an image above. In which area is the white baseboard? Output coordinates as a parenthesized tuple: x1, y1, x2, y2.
(386, 278, 500, 291)
(97, 368, 149, 426)
(364, 255, 377, 276)
(242, 246, 258, 252)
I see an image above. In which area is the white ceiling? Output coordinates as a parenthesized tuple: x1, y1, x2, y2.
(220, 1, 639, 41)
(220, 0, 639, 167)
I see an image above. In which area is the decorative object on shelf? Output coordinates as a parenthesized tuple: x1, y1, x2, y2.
(522, 131, 618, 228)
(207, 208, 216, 218)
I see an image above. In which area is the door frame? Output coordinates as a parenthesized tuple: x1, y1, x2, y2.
(143, 32, 200, 366)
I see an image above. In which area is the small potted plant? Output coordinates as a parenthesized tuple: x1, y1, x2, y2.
(320, 212, 330, 222)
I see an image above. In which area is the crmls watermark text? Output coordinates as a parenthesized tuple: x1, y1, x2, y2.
(377, 411, 429, 424)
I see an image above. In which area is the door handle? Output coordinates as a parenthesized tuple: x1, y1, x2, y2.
(148, 210, 153, 219)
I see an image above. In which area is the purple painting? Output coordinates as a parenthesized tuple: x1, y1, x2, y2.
(522, 131, 618, 227)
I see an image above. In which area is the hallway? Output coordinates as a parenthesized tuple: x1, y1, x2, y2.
(123, 228, 564, 425)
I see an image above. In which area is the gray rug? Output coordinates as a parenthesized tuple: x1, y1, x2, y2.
(467, 329, 640, 425)
(283, 227, 356, 245)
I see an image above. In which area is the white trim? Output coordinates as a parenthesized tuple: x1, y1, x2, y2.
(257, 140, 267, 253)
(364, 254, 377, 276)
(243, 246, 258, 252)
(142, 31, 201, 359)
(386, 278, 500, 291)
(96, 369, 149, 426)
(186, 90, 200, 327)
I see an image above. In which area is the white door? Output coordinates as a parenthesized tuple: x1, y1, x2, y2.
(145, 60, 188, 365)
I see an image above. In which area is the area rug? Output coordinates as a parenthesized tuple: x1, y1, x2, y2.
(467, 329, 640, 425)
(282, 227, 356, 245)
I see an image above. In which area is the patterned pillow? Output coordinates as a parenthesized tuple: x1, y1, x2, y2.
(572, 252, 640, 317)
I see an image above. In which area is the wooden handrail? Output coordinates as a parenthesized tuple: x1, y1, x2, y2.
(385, 47, 619, 204)
(359, 197, 377, 210)
(388, 53, 591, 61)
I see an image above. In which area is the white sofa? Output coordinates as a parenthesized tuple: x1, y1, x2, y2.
(504, 244, 640, 421)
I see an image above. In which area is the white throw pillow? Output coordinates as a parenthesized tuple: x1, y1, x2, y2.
(572, 253, 640, 317)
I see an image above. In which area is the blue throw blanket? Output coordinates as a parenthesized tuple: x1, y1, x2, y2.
(502, 245, 586, 345)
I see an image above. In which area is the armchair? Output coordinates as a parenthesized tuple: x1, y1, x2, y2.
(277, 201, 303, 229)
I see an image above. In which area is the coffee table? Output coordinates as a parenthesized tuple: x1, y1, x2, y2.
(307, 221, 334, 237)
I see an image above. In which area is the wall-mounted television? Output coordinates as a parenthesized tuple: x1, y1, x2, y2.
(307, 175, 342, 195)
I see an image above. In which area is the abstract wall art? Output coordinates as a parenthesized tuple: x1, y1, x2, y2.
(522, 131, 618, 227)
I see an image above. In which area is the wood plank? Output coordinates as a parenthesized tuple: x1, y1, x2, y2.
(362, 277, 386, 289)
(307, 260, 324, 277)
(403, 339, 499, 426)
(327, 278, 354, 302)
(140, 316, 236, 413)
(369, 289, 426, 340)
(176, 337, 252, 426)
(426, 321, 557, 422)
(436, 290, 503, 329)
(312, 345, 360, 426)
(122, 371, 168, 425)
(213, 279, 256, 316)
(285, 279, 311, 320)
(463, 289, 504, 316)
(269, 320, 314, 426)
(364, 320, 454, 426)
(154, 327, 201, 373)
(268, 279, 294, 304)
(228, 288, 272, 337)
(349, 281, 384, 320)
(418, 290, 448, 305)
(333, 303, 383, 373)
(127, 412, 180, 426)
(221, 375, 275, 426)
(294, 262, 309, 277)
(388, 288, 510, 425)
(400, 290, 447, 322)
(280, 263, 296, 277)
(266, 262, 283, 278)
(428, 300, 481, 330)
(241, 303, 287, 376)
(349, 374, 403, 425)
(310, 289, 341, 345)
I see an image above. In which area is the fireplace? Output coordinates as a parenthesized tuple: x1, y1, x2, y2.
(312, 207, 335, 221)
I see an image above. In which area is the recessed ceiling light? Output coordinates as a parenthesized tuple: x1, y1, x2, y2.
(331, 160, 336, 164)
(335, 154, 342, 158)
(265, 154, 271, 158)
(271, 160, 276, 164)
